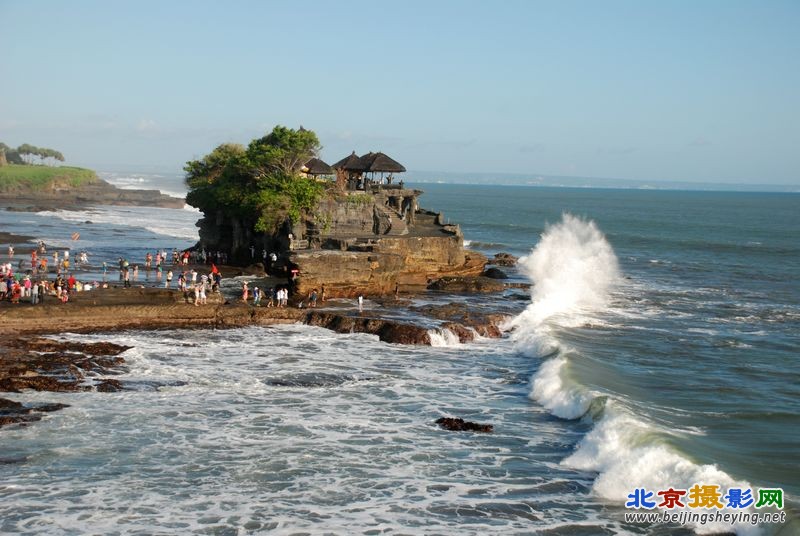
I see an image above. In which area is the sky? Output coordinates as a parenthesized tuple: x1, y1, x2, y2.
(1, 0, 799, 185)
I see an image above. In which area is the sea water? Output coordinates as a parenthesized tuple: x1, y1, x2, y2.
(0, 176, 798, 534)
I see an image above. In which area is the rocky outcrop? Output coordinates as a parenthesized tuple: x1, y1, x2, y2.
(482, 267, 508, 279)
(303, 311, 431, 344)
(488, 253, 518, 267)
(427, 276, 505, 293)
(193, 187, 487, 295)
(1, 179, 184, 210)
(435, 417, 493, 433)
(0, 398, 70, 428)
(411, 302, 508, 342)
(291, 241, 486, 298)
(0, 337, 131, 428)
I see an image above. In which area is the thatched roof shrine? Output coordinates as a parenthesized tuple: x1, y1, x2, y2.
(303, 157, 333, 176)
(332, 151, 366, 172)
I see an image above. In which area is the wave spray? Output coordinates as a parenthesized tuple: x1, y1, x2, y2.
(508, 213, 619, 355)
(510, 214, 760, 535)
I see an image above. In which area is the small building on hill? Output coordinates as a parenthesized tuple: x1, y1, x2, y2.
(332, 151, 406, 191)
(301, 157, 333, 179)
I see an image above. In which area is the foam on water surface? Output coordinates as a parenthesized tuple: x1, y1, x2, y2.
(0, 325, 618, 534)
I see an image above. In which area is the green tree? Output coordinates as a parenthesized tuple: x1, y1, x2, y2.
(185, 126, 325, 235)
(17, 143, 38, 164)
(246, 125, 321, 176)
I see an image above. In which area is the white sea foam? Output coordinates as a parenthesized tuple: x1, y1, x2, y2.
(427, 328, 461, 347)
(36, 206, 199, 241)
(563, 402, 762, 535)
(0, 325, 614, 534)
(506, 213, 620, 355)
(511, 214, 763, 535)
(530, 356, 594, 419)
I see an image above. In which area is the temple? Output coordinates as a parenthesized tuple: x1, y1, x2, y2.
(195, 149, 486, 295)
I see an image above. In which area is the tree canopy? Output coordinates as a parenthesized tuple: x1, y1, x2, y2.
(184, 126, 325, 233)
(0, 142, 65, 166)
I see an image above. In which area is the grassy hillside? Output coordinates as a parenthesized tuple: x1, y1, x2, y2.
(0, 164, 100, 192)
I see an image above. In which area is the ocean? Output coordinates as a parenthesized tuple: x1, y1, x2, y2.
(0, 173, 798, 535)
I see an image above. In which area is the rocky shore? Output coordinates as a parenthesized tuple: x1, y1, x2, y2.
(0, 287, 512, 429)
(0, 288, 509, 343)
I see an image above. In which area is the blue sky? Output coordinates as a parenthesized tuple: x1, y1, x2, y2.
(1, 0, 798, 184)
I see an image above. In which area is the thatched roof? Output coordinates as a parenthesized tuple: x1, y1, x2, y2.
(303, 157, 333, 175)
(363, 152, 406, 173)
(359, 152, 378, 169)
(332, 151, 366, 171)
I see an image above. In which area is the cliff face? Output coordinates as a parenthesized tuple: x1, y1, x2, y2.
(291, 235, 486, 297)
(195, 186, 486, 295)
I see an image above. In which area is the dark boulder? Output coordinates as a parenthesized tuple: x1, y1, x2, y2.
(435, 417, 493, 433)
(482, 267, 508, 279)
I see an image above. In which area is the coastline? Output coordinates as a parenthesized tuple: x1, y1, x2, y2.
(0, 285, 511, 429)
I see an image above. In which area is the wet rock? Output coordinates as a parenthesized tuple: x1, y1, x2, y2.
(8, 338, 131, 356)
(0, 397, 70, 428)
(435, 417, 493, 433)
(482, 267, 508, 279)
(34, 403, 70, 412)
(410, 303, 508, 341)
(93, 379, 123, 392)
(488, 252, 518, 266)
(303, 311, 431, 345)
(0, 376, 80, 393)
(427, 276, 505, 293)
(440, 323, 475, 343)
(375, 322, 430, 345)
(411, 302, 471, 321)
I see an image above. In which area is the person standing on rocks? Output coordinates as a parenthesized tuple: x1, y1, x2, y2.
(358, 294, 364, 313)
(266, 287, 274, 308)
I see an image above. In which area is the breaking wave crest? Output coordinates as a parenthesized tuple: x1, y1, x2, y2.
(511, 214, 761, 535)
(427, 328, 461, 347)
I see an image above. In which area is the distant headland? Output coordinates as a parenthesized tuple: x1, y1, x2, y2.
(0, 142, 184, 211)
